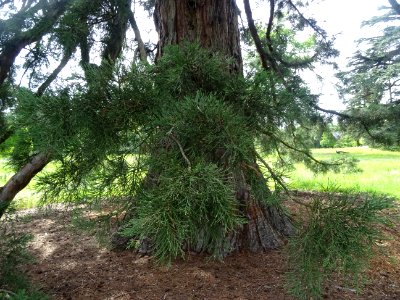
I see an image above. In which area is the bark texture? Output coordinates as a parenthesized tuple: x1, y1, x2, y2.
(154, 0, 243, 73)
(0, 153, 50, 218)
(152, 0, 293, 254)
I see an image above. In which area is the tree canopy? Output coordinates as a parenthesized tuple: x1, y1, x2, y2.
(337, 0, 400, 148)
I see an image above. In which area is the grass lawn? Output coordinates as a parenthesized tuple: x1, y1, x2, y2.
(288, 147, 400, 199)
(1, 147, 399, 210)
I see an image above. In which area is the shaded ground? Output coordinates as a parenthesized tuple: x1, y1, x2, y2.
(10, 196, 400, 300)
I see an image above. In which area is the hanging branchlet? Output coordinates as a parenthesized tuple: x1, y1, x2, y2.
(167, 129, 192, 171)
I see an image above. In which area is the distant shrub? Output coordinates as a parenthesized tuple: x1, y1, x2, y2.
(320, 132, 337, 148)
(336, 134, 358, 147)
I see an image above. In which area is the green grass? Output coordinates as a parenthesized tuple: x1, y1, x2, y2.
(0, 158, 42, 209)
(2, 147, 399, 210)
(289, 147, 400, 199)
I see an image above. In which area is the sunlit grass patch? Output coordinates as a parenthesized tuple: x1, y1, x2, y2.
(288, 147, 400, 199)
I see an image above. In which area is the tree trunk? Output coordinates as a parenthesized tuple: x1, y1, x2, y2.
(152, 0, 293, 254)
(154, 0, 243, 73)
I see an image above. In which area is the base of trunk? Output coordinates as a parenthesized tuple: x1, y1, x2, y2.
(112, 198, 294, 257)
(188, 199, 294, 257)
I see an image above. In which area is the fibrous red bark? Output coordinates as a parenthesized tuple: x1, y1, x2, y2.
(154, 0, 243, 73)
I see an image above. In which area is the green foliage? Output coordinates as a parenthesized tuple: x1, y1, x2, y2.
(0, 208, 48, 300)
(336, 134, 359, 148)
(122, 162, 244, 263)
(117, 46, 254, 262)
(286, 192, 395, 299)
(320, 131, 336, 148)
(9, 42, 355, 263)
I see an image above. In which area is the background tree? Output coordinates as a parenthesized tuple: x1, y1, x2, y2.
(337, 0, 400, 148)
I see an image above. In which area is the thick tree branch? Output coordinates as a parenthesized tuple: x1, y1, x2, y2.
(0, 152, 51, 219)
(389, 0, 400, 15)
(265, 0, 275, 53)
(243, 0, 273, 71)
(0, 0, 72, 86)
(36, 49, 74, 96)
(128, 8, 147, 62)
(101, 0, 130, 64)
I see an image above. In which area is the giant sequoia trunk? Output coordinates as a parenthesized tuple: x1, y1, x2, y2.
(152, 0, 293, 253)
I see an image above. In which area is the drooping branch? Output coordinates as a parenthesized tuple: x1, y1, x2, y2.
(0, 0, 132, 218)
(313, 104, 352, 119)
(36, 49, 74, 96)
(242, 1, 372, 146)
(0, 0, 72, 86)
(286, 0, 326, 38)
(314, 105, 387, 143)
(258, 127, 337, 166)
(278, 54, 317, 68)
(169, 134, 191, 170)
(255, 152, 289, 193)
(356, 47, 400, 66)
